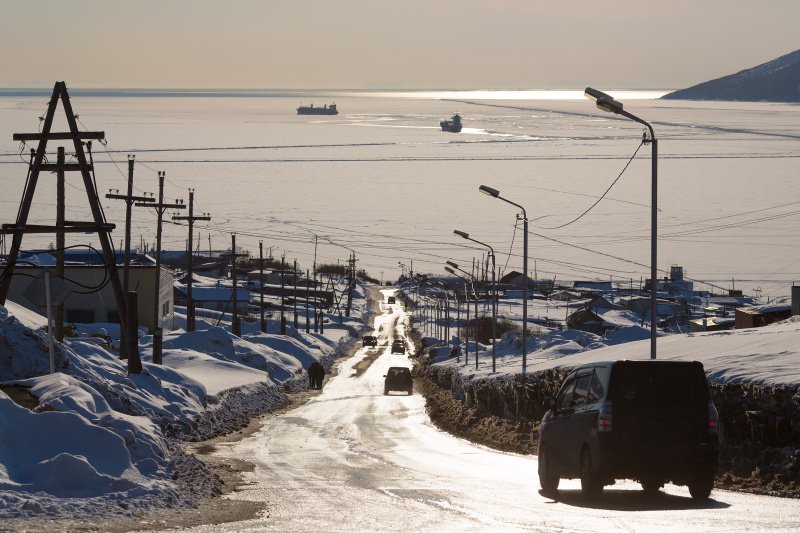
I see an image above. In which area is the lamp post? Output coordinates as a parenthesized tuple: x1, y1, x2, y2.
(479, 184, 529, 415)
(444, 261, 469, 364)
(585, 87, 658, 359)
(454, 230, 497, 372)
(446, 261, 478, 365)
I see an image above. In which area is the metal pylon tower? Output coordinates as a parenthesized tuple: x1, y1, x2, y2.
(0, 81, 136, 371)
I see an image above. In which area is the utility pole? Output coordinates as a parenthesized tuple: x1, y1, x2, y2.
(135, 171, 184, 364)
(346, 252, 355, 317)
(293, 259, 299, 329)
(105, 156, 154, 301)
(280, 253, 286, 334)
(55, 147, 65, 342)
(172, 190, 210, 332)
(313, 235, 319, 333)
(305, 269, 310, 333)
(229, 234, 247, 337)
(259, 240, 266, 333)
(0, 82, 138, 373)
(106, 155, 154, 357)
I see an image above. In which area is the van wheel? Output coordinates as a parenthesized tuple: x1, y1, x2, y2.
(538, 445, 559, 494)
(580, 448, 602, 498)
(641, 478, 663, 495)
(688, 472, 714, 500)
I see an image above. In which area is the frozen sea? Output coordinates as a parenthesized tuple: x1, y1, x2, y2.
(0, 89, 798, 301)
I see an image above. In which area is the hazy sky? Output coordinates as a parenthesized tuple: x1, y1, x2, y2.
(1, 0, 798, 89)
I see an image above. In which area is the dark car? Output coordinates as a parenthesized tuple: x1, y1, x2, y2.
(362, 335, 377, 347)
(390, 339, 406, 354)
(387, 296, 396, 304)
(538, 360, 719, 500)
(384, 366, 413, 395)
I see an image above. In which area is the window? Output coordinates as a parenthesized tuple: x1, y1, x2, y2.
(66, 309, 95, 324)
(556, 375, 577, 411)
(573, 372, 593, 406)
(587, 370, 605, 404)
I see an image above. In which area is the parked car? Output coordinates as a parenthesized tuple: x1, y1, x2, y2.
(383, 366, 413, 395)
(362, 335, 377, 347)
(538, 360, 719, 500)
(390, 339, 406, 354)
(387, 296, 396, 304)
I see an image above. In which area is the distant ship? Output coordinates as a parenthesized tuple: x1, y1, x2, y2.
(297, 103, 338, 115)
(440, 113, 462, 133)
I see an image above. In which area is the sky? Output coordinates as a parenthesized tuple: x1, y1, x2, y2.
(0, 0, 798, 90)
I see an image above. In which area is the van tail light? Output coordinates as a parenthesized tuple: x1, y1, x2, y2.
(708, 401, 719, 435)
(597, 401, 612, 433)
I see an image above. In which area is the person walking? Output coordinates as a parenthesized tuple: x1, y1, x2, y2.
(308, 361, 325, 389)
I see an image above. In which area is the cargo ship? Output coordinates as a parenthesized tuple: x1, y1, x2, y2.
(297, 103, 338, 115)
(440, 113, 462, 132)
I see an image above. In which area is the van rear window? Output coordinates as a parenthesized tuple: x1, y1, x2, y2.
(610, 363, 708, 404)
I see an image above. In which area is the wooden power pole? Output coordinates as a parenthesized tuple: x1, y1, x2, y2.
(258, 240, 267, 333)
(172, 190, 210, 332)
(229, 233, 248, 337)
(0, 81, 141, 374)
(105, 155, 154, 358)
(135, 171, 184, 364)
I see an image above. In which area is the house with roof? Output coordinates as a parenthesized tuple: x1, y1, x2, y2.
(688, 316, 736, 332)
(5, 257, 175, 333)
(735, 303, 792, 329)
(567, 308, 640, 335)
(174, 282, 250, 314)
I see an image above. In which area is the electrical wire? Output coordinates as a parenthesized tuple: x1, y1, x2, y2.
(535, 139, 644, 230)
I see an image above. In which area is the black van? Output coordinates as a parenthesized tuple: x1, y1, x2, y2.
(538, 360, 719, 500)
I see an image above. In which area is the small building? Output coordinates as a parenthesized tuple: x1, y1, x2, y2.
(549, 290, 583, 302)
(246, 269, 299, 287)
(573, 280, 613, 292)
(5, 263, 175, 333)
(498, 271, 554, 294)
(688, 316, 736, 332)
(567, 309, 616, 335)
(735, 303, 792, 329)
(174, 283, 250, 314)
(585, 295, 624, 311)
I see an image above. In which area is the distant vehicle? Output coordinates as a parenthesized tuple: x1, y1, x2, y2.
(362, 335, 378, 347)
(383, 366, 413, 395)
(538, 360, 719, 500)
(440, 113, 462, 133)
(390, 339, 406, 354)
(297, 103, 338, 115)
(387, 296, 396, 304)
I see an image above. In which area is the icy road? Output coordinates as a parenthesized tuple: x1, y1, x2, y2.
(189, 294, 800, 532)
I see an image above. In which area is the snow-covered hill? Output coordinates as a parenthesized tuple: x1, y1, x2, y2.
(662, 48, 800, 102)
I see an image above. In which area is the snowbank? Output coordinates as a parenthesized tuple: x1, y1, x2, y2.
(0, 279, 370, 519)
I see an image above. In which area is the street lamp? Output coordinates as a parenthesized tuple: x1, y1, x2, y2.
(480, 184, 529, 415)
(446, 262, 477, 366)
(585, 87, 658, 360)
(454, 229, 497, 372)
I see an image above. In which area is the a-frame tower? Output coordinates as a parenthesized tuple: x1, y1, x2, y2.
(0, 81, 138, 372)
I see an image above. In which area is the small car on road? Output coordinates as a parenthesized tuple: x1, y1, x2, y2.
(390, 339, 406, 354)
(362, 335, 377, 347)
(538, 360, 719, 500)
(383, 366, 413, 395)
(387, 296, 396, 304)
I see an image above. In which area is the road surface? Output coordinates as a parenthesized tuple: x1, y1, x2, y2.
(187, 291, 800, 532)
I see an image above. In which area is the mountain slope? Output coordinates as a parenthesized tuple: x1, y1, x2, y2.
(662, 49, 800, 102)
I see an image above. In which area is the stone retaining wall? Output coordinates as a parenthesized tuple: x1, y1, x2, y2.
(418, 360, 800, 495)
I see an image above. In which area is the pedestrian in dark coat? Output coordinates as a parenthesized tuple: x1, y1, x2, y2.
(308, 362, 325, 389)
